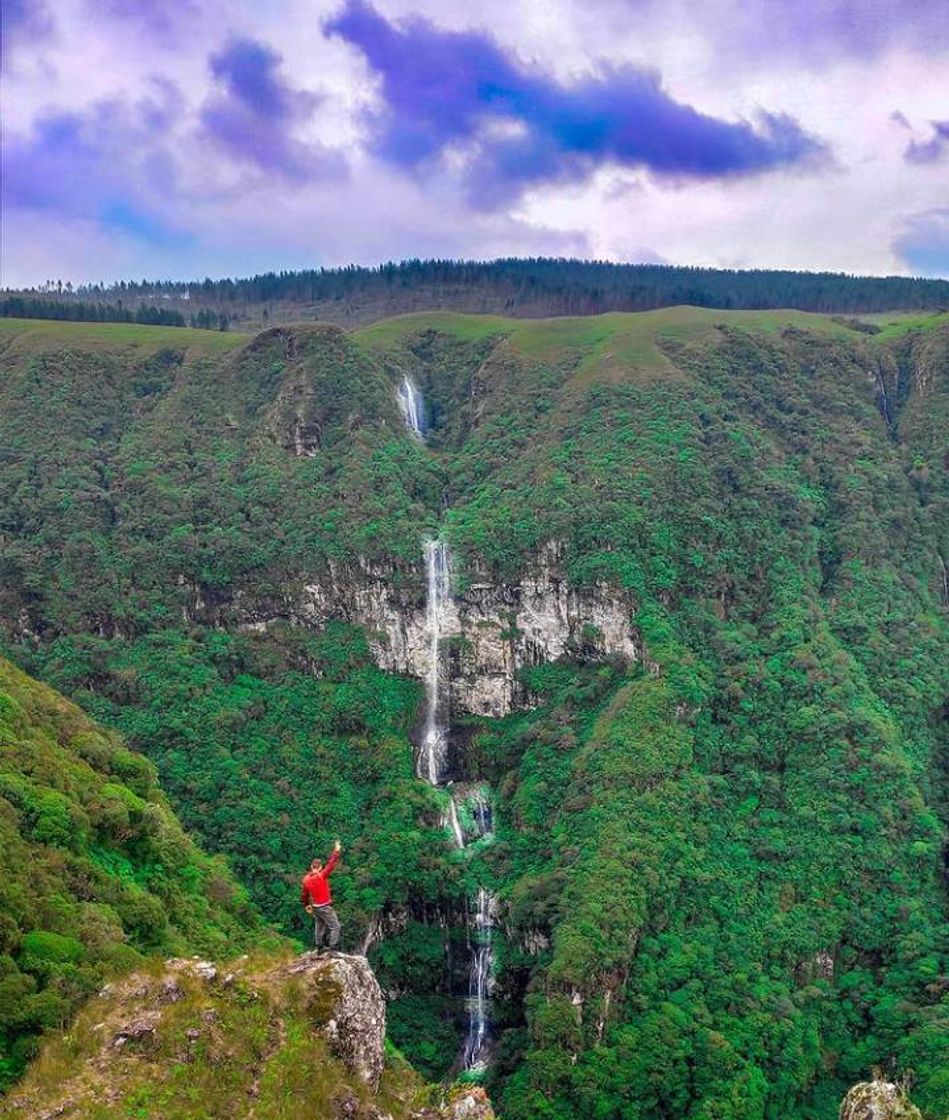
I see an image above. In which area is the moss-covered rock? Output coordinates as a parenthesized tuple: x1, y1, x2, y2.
(840, 1078, 923, 1120)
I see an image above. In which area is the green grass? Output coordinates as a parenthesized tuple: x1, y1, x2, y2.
(857, 310, 949, 341)
(2, 953, 434, 1120)
(0, 317, 245, 356)
(355, 305, 856, 389)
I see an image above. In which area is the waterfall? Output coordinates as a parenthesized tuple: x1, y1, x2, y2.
(462, 886, 496, 1070)
(397, 376, 426, 438)
(409, 378, 495, 1071)
(469, 787, 493, 840)
(417, 543, 497, 1071)
(420, 539, 451, 786)
(445, 792, 465, 850)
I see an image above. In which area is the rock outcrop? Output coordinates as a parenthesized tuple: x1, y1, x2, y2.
(274, 951, 386, 1089)
(2, 950, 495, 1120)
(291, 542, 640, 717)
(412, 1085, 496, 1120)
(839, 1078, 923, 1120)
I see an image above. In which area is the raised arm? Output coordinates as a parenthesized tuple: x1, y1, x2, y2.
(325, 841, 341, 875)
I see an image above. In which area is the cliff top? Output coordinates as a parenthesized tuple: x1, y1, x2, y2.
(1, 949, 495, 1120)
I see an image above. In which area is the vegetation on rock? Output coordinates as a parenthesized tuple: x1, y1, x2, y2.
(0, 949, 472, 1120)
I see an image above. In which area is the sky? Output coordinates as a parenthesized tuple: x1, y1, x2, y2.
(2, 0, 948, 287)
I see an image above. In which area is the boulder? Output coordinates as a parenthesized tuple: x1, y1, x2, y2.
(275, 952, 386, 1090)
(839, 1078, 923, 1120)
(111, 1011, 161, 1049)
(441, 1086, 496, 1120)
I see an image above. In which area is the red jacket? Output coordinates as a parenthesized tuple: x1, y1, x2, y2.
(301, 850, 339, 907)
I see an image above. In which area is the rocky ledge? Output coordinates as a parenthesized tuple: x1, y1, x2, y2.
(1, 951, 495, 1120)
(275, 950, 386, 1089)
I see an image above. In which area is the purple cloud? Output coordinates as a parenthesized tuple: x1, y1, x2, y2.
(84, 0, 196, 40)
(200, 37, 344, 182)
(763, 0, 949, 58)
(2, 80, 195, 253)
(616, 0, 949, 66)
(905, 120, 949, 166)
(893, 208, 949, 278)
(1, 0, 54, 65)
(326, 1, 828, 206)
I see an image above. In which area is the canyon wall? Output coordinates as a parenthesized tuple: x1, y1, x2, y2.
(239, 543, 640, 717)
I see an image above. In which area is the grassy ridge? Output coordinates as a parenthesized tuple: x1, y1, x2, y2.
(0, 316, 243, 355)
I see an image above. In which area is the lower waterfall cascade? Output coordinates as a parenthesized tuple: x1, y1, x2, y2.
(418, 538, 497, 1071)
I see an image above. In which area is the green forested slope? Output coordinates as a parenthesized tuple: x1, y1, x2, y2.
(0, 657, 263, 1089)
(0, 310, 946, 1116)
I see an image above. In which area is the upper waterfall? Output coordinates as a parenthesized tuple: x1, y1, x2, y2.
(397, 376, 426, 438)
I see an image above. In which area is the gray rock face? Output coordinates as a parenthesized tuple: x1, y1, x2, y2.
(839, 1079, 922, 1120)
(111, 1012, 160, 1049)
(439, 1087, 496, 1120)
(276, 952, 387, 1090)
(295, 542, 640, 717)
(410, 1085, 496, 1120)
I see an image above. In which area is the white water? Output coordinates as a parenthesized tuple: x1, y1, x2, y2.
(445, 793, 465, 850)
(417, 539, 496, 1070)
(462, 886, 496, 1070)
(420, 539, 451, 786)
(397, 376, 426, 438)
(457, 791, 496, 1070)
(408, 377, 494, 1070)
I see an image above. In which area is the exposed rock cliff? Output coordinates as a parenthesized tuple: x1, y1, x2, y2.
(287, 542, 640, 717)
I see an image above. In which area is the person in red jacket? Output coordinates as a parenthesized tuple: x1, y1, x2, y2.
(301, 840, 342, 952)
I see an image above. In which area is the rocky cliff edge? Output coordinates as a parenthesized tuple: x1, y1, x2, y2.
(1, 951, 494, 1120)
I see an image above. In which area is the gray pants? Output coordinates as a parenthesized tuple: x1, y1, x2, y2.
(313, 904, 340, 949)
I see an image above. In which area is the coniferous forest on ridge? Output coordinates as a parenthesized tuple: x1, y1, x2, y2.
(0, 296, 946, 1118)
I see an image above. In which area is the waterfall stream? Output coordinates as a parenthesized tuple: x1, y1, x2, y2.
(420, 539, 451, 786)
(400, 380, 495, 1071)
(397, 376, 426, 438)
(419, 540, 496, 1070)
(455, 789, 496, 1071)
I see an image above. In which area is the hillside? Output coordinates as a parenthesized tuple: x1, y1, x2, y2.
(7, 258, 949, 331)
(0, 656, 263, 1089)
(1, 307, 947, 1118)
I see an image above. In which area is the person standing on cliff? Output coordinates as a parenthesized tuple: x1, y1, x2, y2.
(301, 840, 342, 952)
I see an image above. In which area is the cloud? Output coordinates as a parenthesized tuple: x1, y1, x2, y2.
(1, 0, 944, 284)
(200, 37, 345, 182)
(904, 120, 949, 165)
(893, 208, 949, 277)
(602, 0, 949, 68)
(326, 0, 828, 207)
(756, 0, 949, 59)
(1, 0, 54, 66)
(1, 81, 188, 247)
(84, 0, 197, 41)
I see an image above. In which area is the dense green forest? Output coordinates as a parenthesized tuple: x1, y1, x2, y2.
(9, 258, 948, 331)
(0, 657, 266, 1089)
(0, 306, 946, 1117)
